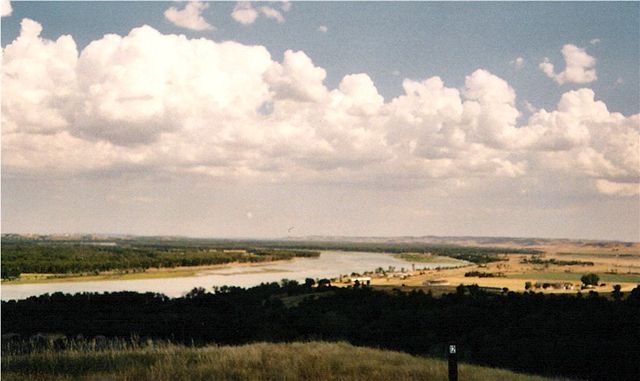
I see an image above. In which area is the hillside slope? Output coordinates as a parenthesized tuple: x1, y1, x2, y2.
(2, 341, 572, 381)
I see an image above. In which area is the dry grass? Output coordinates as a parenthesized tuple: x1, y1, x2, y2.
(2, 341, 572, 381)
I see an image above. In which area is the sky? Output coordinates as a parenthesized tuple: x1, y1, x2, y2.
(1, 1, 639, 241)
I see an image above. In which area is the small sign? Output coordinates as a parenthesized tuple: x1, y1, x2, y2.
(448, 344, 458, 381)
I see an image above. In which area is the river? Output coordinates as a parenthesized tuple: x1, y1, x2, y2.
(0, 251, 455, 301)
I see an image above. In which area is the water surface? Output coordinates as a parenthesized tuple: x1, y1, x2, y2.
(1, 251, 452, 300)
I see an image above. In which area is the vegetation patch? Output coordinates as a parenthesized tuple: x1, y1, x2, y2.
(521, 256, 594, 266)
(393, 253, 466, 264)
(464, 271, 505, 278)
(1, 341, 570, 381)
(1, 240, 318, 280)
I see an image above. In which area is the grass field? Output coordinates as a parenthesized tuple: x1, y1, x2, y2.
(508, 272, 640, 283)
(1, 341, 572, 381)
(556, 252, 640, 258)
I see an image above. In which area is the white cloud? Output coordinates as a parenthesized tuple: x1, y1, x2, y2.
(1, 0, 11, 17)
(590, 38, 601, 45)
(596, 180, 639, 197)
(231, 2, 258, 25)
(2, 19, 78, 135)
(259, 6, 284, 23)
(510, 57, 525, 70)
(265, 50, 329, 103)
(539, 44, 597, 85)
(318, 25, 328, 33)
(3, 20, 638, 199)
(232, 2, 285, 25)
(164, 0, 214, 31)
(280, 1, 292, 12)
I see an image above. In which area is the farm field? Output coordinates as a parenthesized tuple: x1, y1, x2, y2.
(346, 239, 640, 294)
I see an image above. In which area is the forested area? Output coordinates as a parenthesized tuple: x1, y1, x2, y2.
(0, 241, 318, 279)
(3, 283, 639, 381)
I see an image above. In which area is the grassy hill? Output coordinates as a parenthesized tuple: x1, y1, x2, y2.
(2, 341, 572, 381)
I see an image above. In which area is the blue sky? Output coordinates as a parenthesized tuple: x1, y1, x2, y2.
(1, 1, 639, 240)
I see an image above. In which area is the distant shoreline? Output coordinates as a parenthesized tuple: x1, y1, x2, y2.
(1, 259, 296, 285)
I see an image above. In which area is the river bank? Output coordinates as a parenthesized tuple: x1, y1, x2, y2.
(1, 259, 294, 285)
(2, 251, 455, 300)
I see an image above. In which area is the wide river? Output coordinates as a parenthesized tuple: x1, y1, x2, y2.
(1, 251, 454, 301)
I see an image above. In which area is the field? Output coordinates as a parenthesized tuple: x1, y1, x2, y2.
(1, 341, 572, 381)
(508, 272, 640, 283)
(353, 239, 640, 294)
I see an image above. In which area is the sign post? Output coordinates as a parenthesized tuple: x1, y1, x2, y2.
(448, 344, 458, 381)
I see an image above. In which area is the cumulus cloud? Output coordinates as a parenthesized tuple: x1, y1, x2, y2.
(232, 2, 285, 25)
(2, 20, 638, 198)
(540, 44, 597, 85)
(528, 89, 639, 185)
(1, 0, 11, 17)
(265, 50, 329, 103)
(164, 0, 214, 31)
(2, 19, 78, 135)
(317, 25, 328, 33)
(590, 38, 600, 45)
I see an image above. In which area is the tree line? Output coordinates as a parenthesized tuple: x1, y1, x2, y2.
(1, 243, 318, 279)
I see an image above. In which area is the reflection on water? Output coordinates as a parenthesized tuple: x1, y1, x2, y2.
(1, 251, 454, 300)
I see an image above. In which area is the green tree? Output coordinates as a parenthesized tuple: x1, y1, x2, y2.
(580, 273, 599, 286)
(304, 278, 316, 289)
(611, 284, 623, 301)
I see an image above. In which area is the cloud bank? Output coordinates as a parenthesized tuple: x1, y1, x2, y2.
(2, 20, 638, 197)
